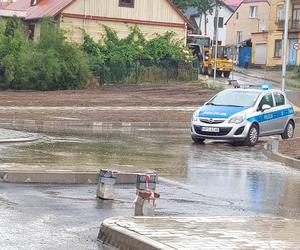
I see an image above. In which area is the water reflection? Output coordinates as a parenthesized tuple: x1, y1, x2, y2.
(186, 143, 300, 218)
(0, 128, 189, 178)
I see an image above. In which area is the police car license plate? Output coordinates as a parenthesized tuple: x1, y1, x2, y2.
(201, 127, 220, 132)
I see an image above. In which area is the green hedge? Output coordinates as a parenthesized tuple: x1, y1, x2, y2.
(0, 18, 195, 90)
(0, 17, 89, 90)
(82, 26, 195, 84)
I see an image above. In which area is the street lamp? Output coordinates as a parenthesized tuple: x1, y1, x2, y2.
(213, 4, 219, 84)
(281, 0, 290, 92)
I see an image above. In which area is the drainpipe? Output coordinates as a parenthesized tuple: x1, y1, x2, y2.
(83, 0, 86, 29)
(282, 0, 290, 92)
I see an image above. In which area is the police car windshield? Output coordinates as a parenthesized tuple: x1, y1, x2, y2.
(207, 90, 260, 107)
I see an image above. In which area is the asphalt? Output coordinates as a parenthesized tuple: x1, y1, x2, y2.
(1, 71, 300, 249)
(0, 183, 133, 250)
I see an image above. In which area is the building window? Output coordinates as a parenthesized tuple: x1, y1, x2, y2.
(276, 4, 284, 22)
(274, 39, 282, 58)
(236, 12, 239, 19)
(119, 0, 134, 8)
(218, 17, 224, 28)
(237, 31, 243, 44)
(249, 6, 258, 18)
(292, 5, 300, 28)
(214, 17, 224, 28)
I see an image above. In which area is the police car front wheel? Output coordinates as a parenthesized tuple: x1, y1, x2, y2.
(245, 124, 259, 147)
(281, 120, 294, 140)
(192, 136, 205, 144)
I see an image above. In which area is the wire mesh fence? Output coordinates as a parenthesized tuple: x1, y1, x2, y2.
(90, 59, 199, 85)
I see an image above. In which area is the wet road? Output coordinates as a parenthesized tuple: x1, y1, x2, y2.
(1, 128, 300, 249)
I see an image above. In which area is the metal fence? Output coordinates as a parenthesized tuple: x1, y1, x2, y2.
(91, 59, 199, 85)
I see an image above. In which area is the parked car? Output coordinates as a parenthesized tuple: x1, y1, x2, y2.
(191, 85, 295, 146)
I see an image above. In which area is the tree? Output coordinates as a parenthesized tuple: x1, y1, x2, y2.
(172, 0, 191, 10)
(172, 0, 219, 35)
(192, 0, 217, 35)
(4, 16, 21, 37)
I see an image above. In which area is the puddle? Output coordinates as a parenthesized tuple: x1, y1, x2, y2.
(1, 127, 300, 219)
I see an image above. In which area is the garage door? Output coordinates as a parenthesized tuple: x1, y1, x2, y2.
(255, 43, 267, 65)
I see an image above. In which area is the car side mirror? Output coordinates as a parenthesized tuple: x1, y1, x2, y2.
(261, 104, 271, 112)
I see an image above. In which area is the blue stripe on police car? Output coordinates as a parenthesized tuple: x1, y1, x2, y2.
(247, 108, 294, 123)
(198, 105, 249, 119)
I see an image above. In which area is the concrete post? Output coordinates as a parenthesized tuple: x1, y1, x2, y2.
(134, 174, 159, 216)
(267, 137, 279, 153)
(96, 169, 117, 200)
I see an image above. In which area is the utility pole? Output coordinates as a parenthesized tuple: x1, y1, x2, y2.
(213, 5, 219, 84)
(282, 0, 290, 92)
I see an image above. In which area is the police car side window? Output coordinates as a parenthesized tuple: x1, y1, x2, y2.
(274, 92, 285, 106)
(258, 93, 274, 110)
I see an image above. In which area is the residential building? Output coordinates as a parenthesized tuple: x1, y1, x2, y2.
(0, 0, 191, 43)
(266, 0, 300, 66)
(226, 0, 270, 46)
(225, 0, 270, 65)
(186, 1, 234, 45)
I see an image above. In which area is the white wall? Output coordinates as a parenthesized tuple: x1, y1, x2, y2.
(194, 6, 233, 45)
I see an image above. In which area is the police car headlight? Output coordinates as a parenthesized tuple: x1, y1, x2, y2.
(229, 115, 245, 124)
(192, 112, 198, 122)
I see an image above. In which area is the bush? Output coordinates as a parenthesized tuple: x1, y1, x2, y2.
(82, 26, 194, 84)
(0, 17, 89, 90)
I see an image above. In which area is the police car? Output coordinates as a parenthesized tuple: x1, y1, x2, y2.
(191, 85, 295, 146)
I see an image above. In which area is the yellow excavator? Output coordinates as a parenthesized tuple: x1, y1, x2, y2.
(187, 34, 233, 78)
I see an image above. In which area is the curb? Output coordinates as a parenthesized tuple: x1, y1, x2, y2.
(233, 68, 300, 90)
(264, 139, 300, 170)
(0, 137, 40, 144)
(233, 69, 280, 84)
(98, 217, 172, 250)
(0, 119, 190, 133)
(98, 216, 300, 250)
(0, 171, 139, 184)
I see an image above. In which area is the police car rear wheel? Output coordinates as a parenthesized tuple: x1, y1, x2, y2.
(281, 121, 294, 139)
(245, 124, 259, 147)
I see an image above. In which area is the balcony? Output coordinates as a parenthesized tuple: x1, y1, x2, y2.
(291, 19, 300, 30)
(275, 19, 300, 31)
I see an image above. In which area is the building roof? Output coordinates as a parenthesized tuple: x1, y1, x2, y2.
(241, 0, 270, 3)
(5, 0, 74, 20)
(2, 0, 192, 26)
(0, 9, 26, 17)
(165, 0, 193, 27)
(223, 0, 243, 8)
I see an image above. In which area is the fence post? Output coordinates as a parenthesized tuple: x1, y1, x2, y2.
(135, 60, 138, 84)
(167, 60, 169, 83)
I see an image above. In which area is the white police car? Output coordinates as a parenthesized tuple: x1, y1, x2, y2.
(191, 85, 295, 146)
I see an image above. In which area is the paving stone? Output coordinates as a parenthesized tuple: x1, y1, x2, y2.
(99, 216, 300, 250)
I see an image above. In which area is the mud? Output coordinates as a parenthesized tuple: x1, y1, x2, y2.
(280, 138, 300, 160)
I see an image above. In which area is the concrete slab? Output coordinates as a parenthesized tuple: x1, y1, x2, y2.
(1, 171, 139, 184)
(99, 216, 300, 250)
